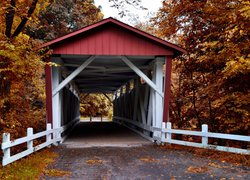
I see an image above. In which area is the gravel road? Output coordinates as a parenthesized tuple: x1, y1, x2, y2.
(43, 122, 250, 180)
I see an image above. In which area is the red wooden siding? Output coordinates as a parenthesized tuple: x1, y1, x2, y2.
(45, 63, 53, 124)
(163, 56, 172, 122)
(52, 24, 174, 56)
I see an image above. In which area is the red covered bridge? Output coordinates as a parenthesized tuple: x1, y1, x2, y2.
(3, 18, 250, 167)
(41, 17, 185, 141)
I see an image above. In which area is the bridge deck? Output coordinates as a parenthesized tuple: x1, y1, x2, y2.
(62, 121, 151, 148)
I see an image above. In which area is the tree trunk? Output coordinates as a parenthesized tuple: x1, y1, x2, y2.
(12, 0, 38, 37)
(5, 0, 16, 38)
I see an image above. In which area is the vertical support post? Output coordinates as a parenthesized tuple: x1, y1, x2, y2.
(143, 72, 150, 110)
(52, 58, 63, 143)
(133, 78, 139, 121)
(153, 57, 164, 139)
(163, 56, 172, 122)
(2, 133, 11, 165)
(147, 85, 153, 126)
(45, 60, 53, 125)
(46, 123, 52, 143)
(120, 87, 124, 117)
(202, 124, 208, 147)
(161, 122, 166, 141)
(119, 87, 122, 96)
(166, 122, 172, 143)
(125, 82, 130, 118)
(126, 82, 130, 94)
(27, 128, 33, 151)
(52, 64, 62, 130)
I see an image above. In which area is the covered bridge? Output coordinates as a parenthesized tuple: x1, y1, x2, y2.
(41, 17, 186, 141)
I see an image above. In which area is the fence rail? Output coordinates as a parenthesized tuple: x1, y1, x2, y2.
(114, 117, 250, 155)
(1, 117, 80, 166)
(2, 117, 249, 166)
(160, 122, 250, 154)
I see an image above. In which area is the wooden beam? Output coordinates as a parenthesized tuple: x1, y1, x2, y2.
(163, 56, 172, 122)
(78, 85, 121, 88)
(52, 63, 62, 130)
(133, 78, 139, 121)
(68, 66, 149, 74)
(81, 90, 114, 93)
(120, 56, 163, 97)
(52, 56, 95, 96)
(80, 86, 117, 91)
(77, 72, 133, 77)
(63, 64, 106, 70)
(45, 62, 53, 125)
(139, 89, 147, 124)
(78, 84, 120, 88)
(74, 76, 135, 82)
(153, 57, 164, 138)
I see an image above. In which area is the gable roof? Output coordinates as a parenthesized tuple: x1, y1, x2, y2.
(40, 17, 186, 55)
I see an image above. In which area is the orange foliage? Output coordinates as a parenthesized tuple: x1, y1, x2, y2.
(153, 0, 250, 138)
(80, 93, 113, 119)
(0, 1, 50, 145)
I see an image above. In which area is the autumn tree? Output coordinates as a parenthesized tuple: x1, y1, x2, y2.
(154, 0, 250, 135)
(80, 93, 113, 120)
(26, 0, 103, 41)
(0, 0, 51, 140)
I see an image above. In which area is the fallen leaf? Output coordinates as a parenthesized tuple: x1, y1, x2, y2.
(86, 159, 103, 165)
(140, 157, 158, 163)
(186, 166, 209, 173)
(208, 162, 222, 168)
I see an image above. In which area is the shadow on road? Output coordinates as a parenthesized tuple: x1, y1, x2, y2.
(62, 122, 151, 148)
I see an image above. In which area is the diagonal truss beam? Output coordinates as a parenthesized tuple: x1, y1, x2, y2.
(52, 56, 95, 96)
(120, 56, 164, 97)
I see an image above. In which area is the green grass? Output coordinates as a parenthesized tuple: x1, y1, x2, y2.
(0, 148, 58, 180)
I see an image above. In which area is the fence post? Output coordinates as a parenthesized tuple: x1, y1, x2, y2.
(2, 133, 11, 165)
(27, 128, 33, 151)
(46, 123, 52, 143)
(161, 122, 166, 142)
(166, 122, 172, 143)
(202, 124, 208, 147)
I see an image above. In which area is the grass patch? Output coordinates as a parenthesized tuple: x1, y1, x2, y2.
(0, 148, 58, 180)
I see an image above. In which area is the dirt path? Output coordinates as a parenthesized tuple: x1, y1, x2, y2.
(43, 122, 250, 179)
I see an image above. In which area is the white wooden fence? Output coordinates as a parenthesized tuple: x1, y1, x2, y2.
(2, 117, 249, 166)
(1, 118, 79, 166)
(113, 117, 250, 155)
(159, 122, 250, 154)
